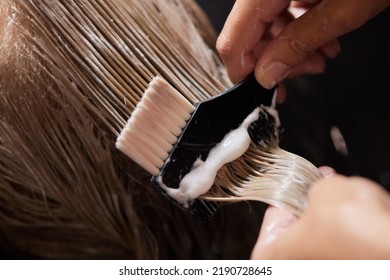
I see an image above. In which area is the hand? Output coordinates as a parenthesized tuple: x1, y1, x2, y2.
(217, 0, 390, 88)
(251, 173, 390, 259)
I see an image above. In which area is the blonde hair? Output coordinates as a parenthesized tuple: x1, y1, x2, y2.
(0, 0, 319, 258)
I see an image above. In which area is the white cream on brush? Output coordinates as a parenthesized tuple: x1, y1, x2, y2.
(157, 107, 262, 207)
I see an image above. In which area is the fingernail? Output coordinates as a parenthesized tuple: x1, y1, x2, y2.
(257, 61, 290, 89)
(318, 166, 336, 178)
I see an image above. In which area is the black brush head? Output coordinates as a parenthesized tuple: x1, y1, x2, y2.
(248, 107, 280, 148)
(152, 74, 276, 220)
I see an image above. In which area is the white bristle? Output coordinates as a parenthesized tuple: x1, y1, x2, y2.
(131, 111, 178, 145)
(115, 76, 195, 175)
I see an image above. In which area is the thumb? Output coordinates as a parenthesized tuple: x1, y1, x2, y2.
(254, 0, 388, 89)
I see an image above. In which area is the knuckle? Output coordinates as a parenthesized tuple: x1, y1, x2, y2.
(216, 35, 233, 59)
(282, 35, 315, 58)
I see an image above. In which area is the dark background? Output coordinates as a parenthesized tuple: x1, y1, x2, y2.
(197, 0, 390, 191)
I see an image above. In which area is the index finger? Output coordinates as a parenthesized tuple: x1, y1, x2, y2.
(217, 0, 290, 83)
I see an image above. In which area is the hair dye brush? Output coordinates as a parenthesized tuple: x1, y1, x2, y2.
(116, 74, 276, 218)
(116, 73, 321, 219)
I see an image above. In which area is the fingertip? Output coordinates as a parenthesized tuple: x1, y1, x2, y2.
(275, 83, 287, 103)
(320, 40, 341, 59)
(255, 60, 291, 89)
(216, 32, 232, 61)
(318, 166, 336, 178)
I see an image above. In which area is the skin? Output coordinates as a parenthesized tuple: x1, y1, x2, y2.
(217, 0, 390, 88)
(251, 171, 390, 259)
